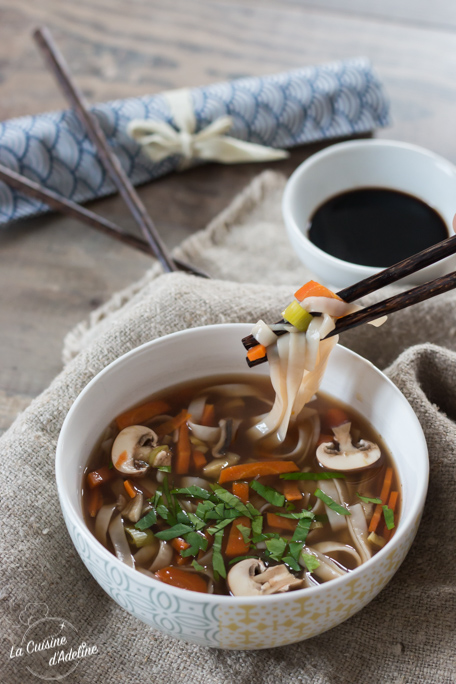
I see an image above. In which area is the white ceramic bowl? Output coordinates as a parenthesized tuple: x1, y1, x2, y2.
(282, 139, 456, 288)
(56, 324, 428, 649)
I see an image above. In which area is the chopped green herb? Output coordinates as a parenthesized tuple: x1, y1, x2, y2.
(108, 461, 114, 470)
(246, 502, 261, 518)
(157, 465, 172, 473)
(280, 472, 346, 480)
(314, 488, 351, 516)
(156, 504, 170, 522)
(276, 510, 314, 520)
(250, 480, 285, 507)
(196, 500, 216, 519)
(207, 518, 235, 535)
(155, 523, 194, 541)
(251, 516, 263, 541)
(288, 541, 304, 562)
(382, 505, 395, 530)
(236, 524, 251, 545)
(192, 560, 205, 572)
(211, 485, 256, 518)
(265, 537, 287, 562)
(187, 512, 206, 531)
(171, 486, 212, 500)
(285, 502, 296, 511)
(357, 492, 382, 504)
(181, 531, 208, 557)
(176, 509, 192, 525)
(282, 555, 301, 572)
(135, 509, 157, 530)
(228, 555, 259, 565)
(291, 518, 313, 543)
(149, 491, 162, 508)
(315, 514, 329, 524)
(301, 552, 320, 572)
(212, 530, 226, 580)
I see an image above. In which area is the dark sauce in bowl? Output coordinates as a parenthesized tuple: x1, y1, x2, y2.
(308, 188, 449, 267)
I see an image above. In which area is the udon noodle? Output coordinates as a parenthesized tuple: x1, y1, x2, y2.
(83, 281, 397, 595)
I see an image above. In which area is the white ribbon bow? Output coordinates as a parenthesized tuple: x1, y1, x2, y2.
(127, 88, 288, 168)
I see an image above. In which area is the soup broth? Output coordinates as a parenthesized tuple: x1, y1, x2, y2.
(83, 374, 401, 596)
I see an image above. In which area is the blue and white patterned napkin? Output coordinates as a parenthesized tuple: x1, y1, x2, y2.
(0, 57, 389, 226)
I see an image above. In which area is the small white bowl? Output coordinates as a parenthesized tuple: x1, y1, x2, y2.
(282, 139, 456, 288)
(56, 324, 428, 649)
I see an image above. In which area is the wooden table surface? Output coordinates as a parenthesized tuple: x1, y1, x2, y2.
(1, 0, 456, 435)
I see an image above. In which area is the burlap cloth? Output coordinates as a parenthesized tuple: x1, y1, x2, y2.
(1, 171, 455, 684)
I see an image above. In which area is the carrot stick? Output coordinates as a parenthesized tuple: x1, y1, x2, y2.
(383, 490, 399, 541)
(225, 517, 251, 557)
(155, 567, 207, 593)
(171, 537, 191, 553)
(88, 487, 102, 517)
(124, 480, 137, 499)
(267, 513, 297, 532)
(192, 449, 208, 470)
(175, 553, 191, 566)
(369, 467, 394, 533)
(87, 465, 114, 489)
(201, 404, 216, 427)
(219, 461, 299, 484)
(282, 480, 302, 502)
(115, 399, 170, 430)
(175, 422, 191, 475)
(294, 280, 341, 302)
(155, 410, 190, 437)
(232, 482, 249, 504)
(247, 344, 267, 363)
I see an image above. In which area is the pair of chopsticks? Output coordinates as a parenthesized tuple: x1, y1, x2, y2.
(0, 27, 208, 279)
(243, 235, 456, 366)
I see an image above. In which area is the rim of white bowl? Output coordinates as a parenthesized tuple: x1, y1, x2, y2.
(56, 323, 429, 605)
(282, 138, 456, 278)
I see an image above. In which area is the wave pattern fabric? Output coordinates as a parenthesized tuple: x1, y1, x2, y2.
(0, 57, 390, 225)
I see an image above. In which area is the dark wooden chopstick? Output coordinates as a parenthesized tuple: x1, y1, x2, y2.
(245, 269, 456, 367)
(33, 26, 177, 275)
(328, 270, 456, 337)
(0, 164, 209, 278)
(242, 230, 456, 353)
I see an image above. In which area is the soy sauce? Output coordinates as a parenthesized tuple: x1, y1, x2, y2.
(308, 188, 448, 267)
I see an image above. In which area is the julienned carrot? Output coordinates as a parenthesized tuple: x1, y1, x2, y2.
(87, 465, 114, 489)
(192, 449, 208, 470)
(247, 344, 267, 363)
(88, 487, 102, 517)
(368, 467, 394, 533)
(115, 399, 170, 430)
(225, 517, 251, 557)
(232, 482, 249, 504)
(383, 490, 399, 541)
(219, 461, 299, 484)
(155, 410, 191, 437)
(155, 567, 207, 593)
(175, 422, 191, 475)
(124, 480, 137, 499)
(175, 554, 191, 566)
(267, 513, 297, 531)
(325, 408, 350, 428)
(201, 404, 216, 427)
(171, 537, 190, 553)
(294, 280, 341, 302)
(282, 480, 302, 502)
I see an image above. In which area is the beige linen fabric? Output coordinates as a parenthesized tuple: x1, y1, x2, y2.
(1, 172, 455, 684)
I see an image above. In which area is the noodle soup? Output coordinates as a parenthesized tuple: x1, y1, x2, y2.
(83, 374, 400, 596)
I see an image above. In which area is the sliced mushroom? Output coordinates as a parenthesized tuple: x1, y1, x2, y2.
(112, 425, 166, 476)
(227, 559, 305, 596)
(316, 422, 381, 472)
